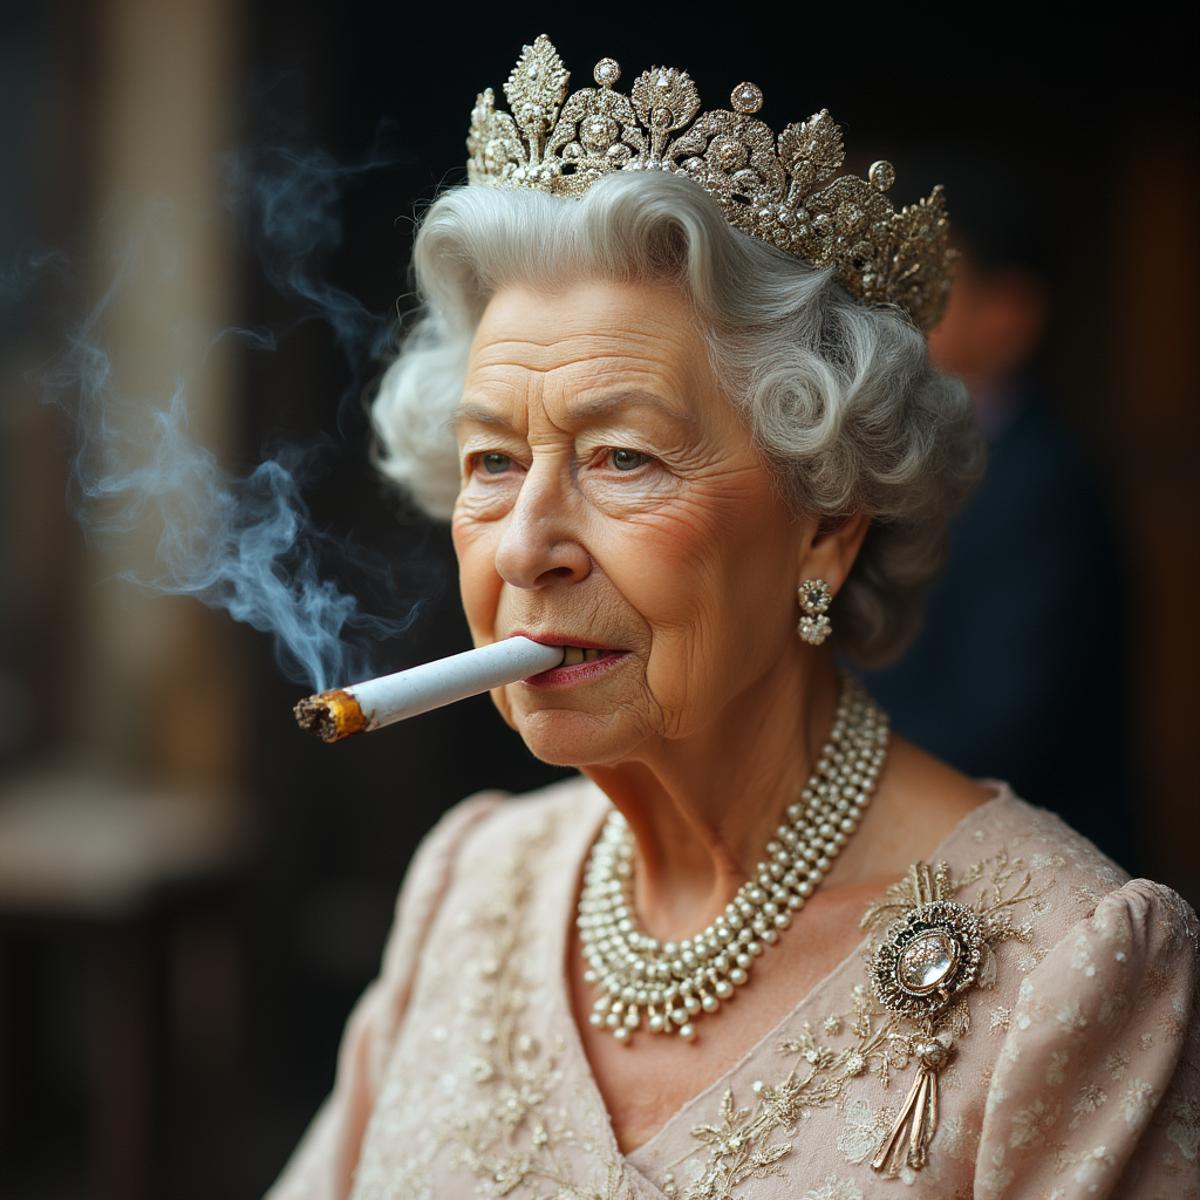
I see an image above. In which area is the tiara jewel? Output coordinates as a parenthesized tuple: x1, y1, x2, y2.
(465, 33, 958, 331)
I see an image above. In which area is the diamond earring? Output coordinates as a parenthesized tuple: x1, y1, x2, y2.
(797, 579, 833, 645)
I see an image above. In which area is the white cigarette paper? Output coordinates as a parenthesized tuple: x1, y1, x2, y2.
(294, 635, 565, 742)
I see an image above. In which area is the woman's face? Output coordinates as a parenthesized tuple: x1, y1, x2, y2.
(451, 277, 810, 766)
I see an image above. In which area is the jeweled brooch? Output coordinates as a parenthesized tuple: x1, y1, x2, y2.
(858, 856, 1049, 1176)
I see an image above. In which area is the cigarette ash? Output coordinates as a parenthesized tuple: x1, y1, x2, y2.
(293, 689, 365, 744)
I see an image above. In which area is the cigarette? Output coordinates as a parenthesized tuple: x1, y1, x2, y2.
(293, 635, 565, 743)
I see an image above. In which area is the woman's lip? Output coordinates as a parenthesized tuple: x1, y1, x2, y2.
(521, 650, 631, 688)
(508, 629, 625, 651)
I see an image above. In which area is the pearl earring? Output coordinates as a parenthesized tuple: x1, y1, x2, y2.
(797, 578, 833, 645)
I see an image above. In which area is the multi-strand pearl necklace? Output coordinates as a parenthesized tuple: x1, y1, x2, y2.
(579, 667, 890, 1045)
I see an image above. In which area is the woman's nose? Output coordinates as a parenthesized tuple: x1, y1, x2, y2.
(493, 459, 590, 589)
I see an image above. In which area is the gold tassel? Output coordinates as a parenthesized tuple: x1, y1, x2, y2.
(871, 1062, 939, 1174)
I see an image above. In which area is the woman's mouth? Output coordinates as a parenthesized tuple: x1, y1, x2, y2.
(522, 646, 631, 687)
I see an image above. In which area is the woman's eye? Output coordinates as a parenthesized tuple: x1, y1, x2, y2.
(606, 448, 650, 472)
(475, 452, 512, 476)
(468, 448, 653, 477)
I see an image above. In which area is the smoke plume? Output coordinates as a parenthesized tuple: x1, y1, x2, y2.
(23, 126, 438, 694)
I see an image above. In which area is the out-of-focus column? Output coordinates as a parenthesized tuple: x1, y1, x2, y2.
(78, 0, 241, 794)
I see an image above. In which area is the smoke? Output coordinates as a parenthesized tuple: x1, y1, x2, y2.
(222, 118, 414, 432)
(22, 126, 439, 694)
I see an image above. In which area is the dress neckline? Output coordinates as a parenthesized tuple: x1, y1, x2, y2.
(545, 774, 1016, 1182)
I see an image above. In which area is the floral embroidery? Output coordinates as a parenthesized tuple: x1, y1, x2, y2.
(1060, 1142, 1117, 1188)
(836, 1097, 892, 1165)
(975, 1143, 1014, 1194)
(976, 877, 1200, 1198)
(663, 845, 1053, 1198)
(332, 787, 1198, 1200)
(1008, 1095, 1060, 1148)
(1121, 1079, 1158, 1131)
(1067, 1081, 1107, 1131)
(1166, 1095, 1200, 1161)
(800, 1175, 865, 1200)
(352, 805, 635, 1200)
(452, 811, 634, 1199)
(1044, 1048, 1070, 1085)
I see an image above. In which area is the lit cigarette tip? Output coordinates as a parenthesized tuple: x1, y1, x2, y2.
(293, 689, 367, 744)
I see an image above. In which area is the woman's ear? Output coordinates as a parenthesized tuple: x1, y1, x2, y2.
(795, 511, 871, 595)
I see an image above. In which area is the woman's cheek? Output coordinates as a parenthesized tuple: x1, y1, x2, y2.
(583, 473, 683, 520)
(453, 479, 516, 524)
(449, 511, 467, 558)
(451, 475, 518, 550)
(597, 493, 729, 582)
(449, 528, 496, 633)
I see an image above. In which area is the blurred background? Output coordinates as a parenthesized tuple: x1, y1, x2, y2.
(1, 4, 1196, 1197)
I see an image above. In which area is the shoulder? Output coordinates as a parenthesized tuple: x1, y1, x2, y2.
(403, 772, 601, 888)
(955, 784, 1196, 986)
(987, 785, 1199, 1013)
(960, 789, 1200, 1197)
(975, 876, 1200, 1197)
(908, 781, 1137, 970)
(373, 773, 600, 1026)
(377, 780, 579, 965)
(955, 785, 1133, 931)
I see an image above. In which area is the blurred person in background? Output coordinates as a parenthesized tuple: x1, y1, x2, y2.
(845, 151, 1141, 873)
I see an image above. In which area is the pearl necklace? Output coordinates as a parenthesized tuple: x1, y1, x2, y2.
(579, 667, 889, 1045)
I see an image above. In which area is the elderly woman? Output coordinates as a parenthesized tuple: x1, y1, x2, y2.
(266, 36, 1199, 1200)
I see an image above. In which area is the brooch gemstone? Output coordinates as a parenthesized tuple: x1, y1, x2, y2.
(896, 929, 959, 994)
(865, 897, 983, 1019)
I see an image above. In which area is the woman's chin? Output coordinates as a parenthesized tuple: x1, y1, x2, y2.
(512, 707, 633, 767)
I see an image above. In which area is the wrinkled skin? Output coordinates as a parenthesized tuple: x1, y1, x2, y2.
(450, 277, 872, 931)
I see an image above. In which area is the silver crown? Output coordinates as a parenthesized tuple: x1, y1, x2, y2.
(466, 34, 958, 331)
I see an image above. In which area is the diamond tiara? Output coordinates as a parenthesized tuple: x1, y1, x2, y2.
(465, 34, 958, 332)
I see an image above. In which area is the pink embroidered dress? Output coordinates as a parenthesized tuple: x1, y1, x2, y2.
(264, 775, 1200, 1199)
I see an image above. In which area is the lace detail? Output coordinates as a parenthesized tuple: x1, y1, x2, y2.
(665, 845, 1055, 1198)
(973, 878, 1200, 1198)
(350, 804, 635, 1200)
(324, 783, 1197, 1200)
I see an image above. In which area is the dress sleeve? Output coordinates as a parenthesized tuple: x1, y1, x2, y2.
(973, 878, 1200, 1199)
(262, 789, 508, 1200)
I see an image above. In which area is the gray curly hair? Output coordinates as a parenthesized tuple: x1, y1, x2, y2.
(369, 170, 987, 669)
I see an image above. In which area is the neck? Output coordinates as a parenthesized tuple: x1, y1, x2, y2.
(580, 649, 842, 942)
